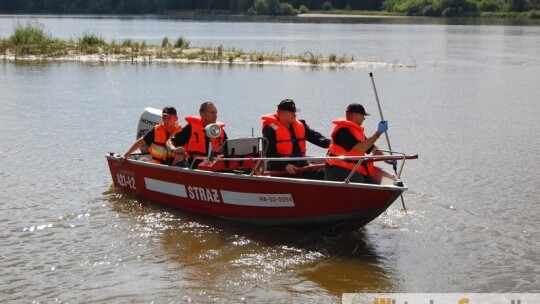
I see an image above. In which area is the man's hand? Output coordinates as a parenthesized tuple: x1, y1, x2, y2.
(172, 154, 185, 166)
(119, 154, 128, 163)
(377, 120, 388, 134)
(285, 164, 297, 174)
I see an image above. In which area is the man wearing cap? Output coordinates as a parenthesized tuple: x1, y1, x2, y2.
(166, 101, 227, 168)
(261, 99, 330, 175)
(325, 103, 388, 184)
(120, 106, 183, 165)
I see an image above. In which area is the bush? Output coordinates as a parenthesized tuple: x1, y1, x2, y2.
(435, 0, 478, 13)
(528, 10, 540, 17)
(8, 22, 66, 55)
(322, 1, 334, 10)
(247, 7, 257, 14)
(267, 0, 279, 14)
(161, 36, 170, 48)
(10, 22, 50, 46)
(422, 5, 440, 15)
(328, 53, 337, 62)
(299, 5, 309, 14)
(506, 0, 526, 11)
(79, 33, 105, 47)
(279, 3, 298, 15)
(478, 0, 504, 11)
(254, 0, 269, 14)
(174, 36, 190, 48)
(393, 0, 432, 15)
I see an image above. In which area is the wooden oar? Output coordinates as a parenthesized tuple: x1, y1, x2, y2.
(369, 72, 407, 210)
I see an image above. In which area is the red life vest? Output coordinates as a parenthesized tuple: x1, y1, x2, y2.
(149, 124, 183, 164)
(261, 113, 306, 157)
(326, 118, 375, 176)
(184, 116, 226, 158)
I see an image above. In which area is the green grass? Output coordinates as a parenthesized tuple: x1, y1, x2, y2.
(308, 9, 407, 16)
(6, 21, 67, 56)
(479, 10, 540, 18)
(0, 23, 367, 67)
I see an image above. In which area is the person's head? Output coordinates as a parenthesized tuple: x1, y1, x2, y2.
(199, 101, 218, 126)
(345, 103, 370, 126)
(276, 99, 298, 126)
(161, 106, 178, 130)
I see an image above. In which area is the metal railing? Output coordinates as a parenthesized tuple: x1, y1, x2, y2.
(193, 149, 416, 181)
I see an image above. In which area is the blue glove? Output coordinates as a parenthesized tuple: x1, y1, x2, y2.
(377, 120, 388, 134)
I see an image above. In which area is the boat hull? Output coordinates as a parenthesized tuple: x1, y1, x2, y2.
(106, 155, 406, 229)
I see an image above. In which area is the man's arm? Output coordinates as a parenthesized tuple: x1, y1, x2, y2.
(166, 125, 191, 154)
(301, 120, 331, 148)
(167, 125, 190, 147)
(333, 127, 379, 153)
(262, 126, 278, 158)
(120, 129, 154, 162)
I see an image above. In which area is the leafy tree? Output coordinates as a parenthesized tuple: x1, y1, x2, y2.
(322, 0, 334, 9)
(279, 2, 298, 14)
(506, 0, 526, 11)
(253, 0, 269, 14)
(267, 0, 279, 14)
(434, 0, 477, 14)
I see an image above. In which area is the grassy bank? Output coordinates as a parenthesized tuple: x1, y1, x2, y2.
(0, 23, 356, 67)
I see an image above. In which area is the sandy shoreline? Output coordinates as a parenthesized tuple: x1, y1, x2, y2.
(0, 53, 416, 69)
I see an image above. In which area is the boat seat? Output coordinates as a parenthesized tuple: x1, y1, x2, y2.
(221, 137, 266, 157)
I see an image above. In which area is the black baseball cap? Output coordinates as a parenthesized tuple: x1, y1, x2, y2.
(277, 99, 300, 113)
(162, 106, 177, 116)
(346, 103, 370, 115)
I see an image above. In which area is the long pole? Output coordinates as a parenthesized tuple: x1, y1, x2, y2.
(369, 72, 406, 210)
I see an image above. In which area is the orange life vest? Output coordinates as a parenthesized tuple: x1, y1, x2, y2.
(149, 124, 183, 164)
(326, 118, 375, 176)
(184, 116, 226, 158)
(261, 113, 306, 157)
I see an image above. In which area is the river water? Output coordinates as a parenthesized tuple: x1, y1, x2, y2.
(1, 15, 539, 303)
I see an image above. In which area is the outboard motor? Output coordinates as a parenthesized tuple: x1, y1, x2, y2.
(136, 107, 162, 153)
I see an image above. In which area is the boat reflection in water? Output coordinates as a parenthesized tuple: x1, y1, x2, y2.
(106, 190, 398, 298)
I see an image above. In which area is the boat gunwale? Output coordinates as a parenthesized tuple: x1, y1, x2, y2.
(105, 154, 408, 192)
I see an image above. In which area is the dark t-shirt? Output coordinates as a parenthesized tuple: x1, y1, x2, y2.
(263, 120, 330, 171)
(331, 127, 374, 154)
(142, 128, 156, 146)
(170, 124, 228, 167)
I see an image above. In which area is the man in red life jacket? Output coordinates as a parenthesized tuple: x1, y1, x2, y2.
(325, 103, 388, 184)
(261, 99, 330, 175)
(120, 106, 182, 165)
(166, 102, 227, 168)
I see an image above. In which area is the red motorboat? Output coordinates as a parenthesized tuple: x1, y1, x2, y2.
(106, 108, 417, 230)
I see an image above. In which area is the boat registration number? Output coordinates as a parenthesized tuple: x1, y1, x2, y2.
(117, 171, 136, 190)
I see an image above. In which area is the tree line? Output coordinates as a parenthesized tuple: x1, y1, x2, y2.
(0, 0, 381, 13)
(0, 0, 538, 16)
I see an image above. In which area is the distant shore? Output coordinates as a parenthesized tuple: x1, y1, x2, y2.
(0, 23, 417, 68)
(298, 13, 408, 18)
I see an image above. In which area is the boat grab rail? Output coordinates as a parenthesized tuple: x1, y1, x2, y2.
(193, 150, 418, 178)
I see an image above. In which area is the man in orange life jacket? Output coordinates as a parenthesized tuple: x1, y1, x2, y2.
(261, 99, 330, 175)
(120, 106, 182, 165)
(166, 102, 227, 168)
(325, 103, 388, 184)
